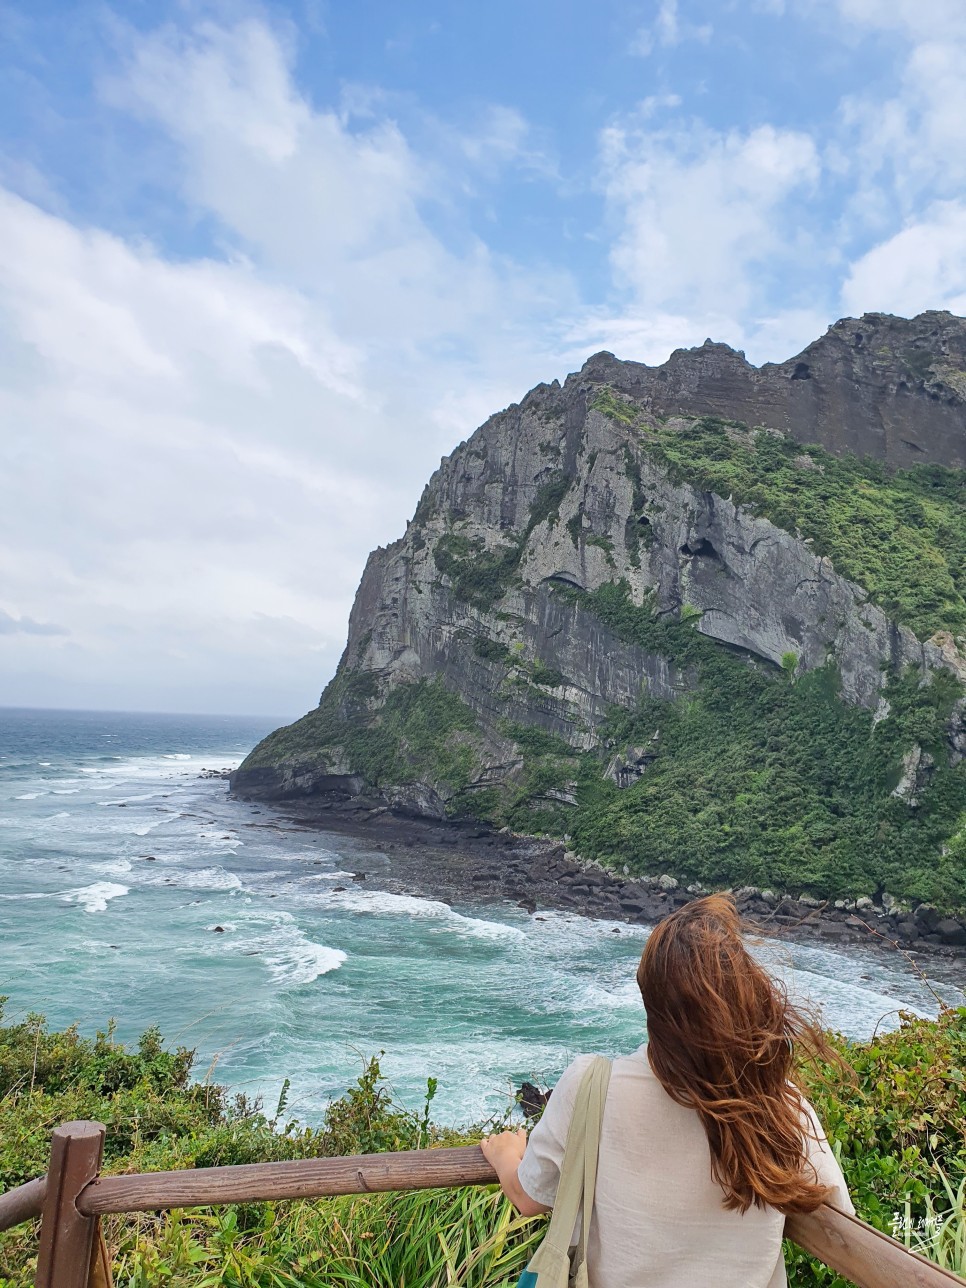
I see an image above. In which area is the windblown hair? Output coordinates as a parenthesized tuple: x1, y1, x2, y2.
(637, 893, 844, 1215)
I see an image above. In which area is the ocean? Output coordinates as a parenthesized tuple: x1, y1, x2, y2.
(0, 707, 959, 1125)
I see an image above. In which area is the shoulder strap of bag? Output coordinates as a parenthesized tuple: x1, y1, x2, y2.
(535, 1056, 612, 1267)
(573, 1056, 611, 1275)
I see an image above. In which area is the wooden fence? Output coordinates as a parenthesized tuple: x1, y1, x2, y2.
(1, 1120, 964, 1288)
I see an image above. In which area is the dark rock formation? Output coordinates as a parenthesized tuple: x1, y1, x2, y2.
(580, 311, 966, 468)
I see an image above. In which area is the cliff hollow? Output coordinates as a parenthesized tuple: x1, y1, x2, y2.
(233, 311, 966, 911)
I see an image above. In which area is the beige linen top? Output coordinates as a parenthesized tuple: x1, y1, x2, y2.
(517, 1045, 853, 1288)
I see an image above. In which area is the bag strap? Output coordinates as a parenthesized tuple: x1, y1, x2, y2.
(536, 1056, 611, 1265)
(574, 1057, 611, 1274)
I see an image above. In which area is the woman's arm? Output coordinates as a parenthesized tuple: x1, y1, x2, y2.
(480, 1127, 552, 1217)
(801, 1099, 855, 1215)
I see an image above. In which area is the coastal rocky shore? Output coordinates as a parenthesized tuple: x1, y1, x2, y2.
(242, 791, 966, 988)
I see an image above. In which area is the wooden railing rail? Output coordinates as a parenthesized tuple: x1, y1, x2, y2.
(77, 1144, 494, 1214)
(786, 1207, 966, 1288)
(1, 1122, 964, 1288)
(0, 1175, 46, 1232)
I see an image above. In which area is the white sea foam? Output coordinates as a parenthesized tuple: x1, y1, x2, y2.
(143, 866, 243, 892)
(264, 938, 347, 986)
(450, 910, 527, 941)
(101, 792, 167, 807)
(163, 754, 192, 761)
(61, 882, 129, 913)
(80, 768, 98, 774)
(93, 859, 133, 876)
(199, 908, 345, 986)
(132, 821, 168, 836)
(37, 762, 52, 767)
(325, 889, 459, 918)
(324, 888, 526, 941)
(52, 789, 79, 795)
(198, 829, 240, 850)
(573, 977, 642, 1012)
(14, 793, 41, 800)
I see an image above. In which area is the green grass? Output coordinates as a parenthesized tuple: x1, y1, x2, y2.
(0, 1006, 543, 1288)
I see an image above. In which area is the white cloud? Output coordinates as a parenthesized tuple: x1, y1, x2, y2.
(841, 203, 966, 318)
(830, 0, 966, 36)
(794, 0, 966, 244)
(791, 0, 966, 316)
(631, 0, 713, 56)
(455, 105, 554, 179)
(0, 609, 68, 636)
(0, 17, 581, 714)
(0, 188, 383, 712)
(599, 116, 821, 323)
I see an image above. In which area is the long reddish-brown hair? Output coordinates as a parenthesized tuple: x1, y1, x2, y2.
(637, 893, 844, 1214)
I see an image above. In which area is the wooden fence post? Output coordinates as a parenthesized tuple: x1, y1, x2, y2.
(34, 1121, 105, 1288)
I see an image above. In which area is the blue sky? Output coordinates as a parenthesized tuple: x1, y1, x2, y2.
(1, 0, 965, 715)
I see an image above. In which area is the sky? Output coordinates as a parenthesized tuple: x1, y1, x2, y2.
(1, 0, 965, 718)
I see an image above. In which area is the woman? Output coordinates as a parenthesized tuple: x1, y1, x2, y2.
(481, 893, 853, 1288)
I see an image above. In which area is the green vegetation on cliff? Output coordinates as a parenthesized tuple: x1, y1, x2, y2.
(565, 582, 966, 908)
(405, 578, 966, 910)
(596, 398, 966, 639)
(241, 584, 966, 908)
(432, 533, 523, 610)
(3, 1005, 966, 1285)
(244, 676, 483, 796)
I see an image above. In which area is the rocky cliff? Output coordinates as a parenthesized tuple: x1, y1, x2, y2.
(233, 311, 966, 911)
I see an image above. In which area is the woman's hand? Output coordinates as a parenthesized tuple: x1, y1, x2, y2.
(480, 1127, 549, 1217)
(480, 1126, 528, 1173)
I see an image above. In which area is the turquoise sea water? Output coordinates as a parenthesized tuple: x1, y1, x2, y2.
(0, 707, 961, 1125)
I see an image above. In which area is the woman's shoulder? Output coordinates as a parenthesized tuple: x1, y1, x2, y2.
(558, 1045, 649, 1079)
(551, 1046, 652, 1105)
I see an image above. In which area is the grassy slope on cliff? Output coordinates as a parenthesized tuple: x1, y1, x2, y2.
(242, 676, 483, 796)
(595, 396, 966, 641)
(2, 1005, 966, 1285)
(567, 582, 966, 909)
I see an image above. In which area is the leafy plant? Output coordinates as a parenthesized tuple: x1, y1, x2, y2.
(528, 473, 572, 530)
(472, 636, 512, 664)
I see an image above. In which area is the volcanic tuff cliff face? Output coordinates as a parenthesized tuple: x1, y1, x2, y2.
(581, 310, 966, 468)
(233, 311, 966, 909)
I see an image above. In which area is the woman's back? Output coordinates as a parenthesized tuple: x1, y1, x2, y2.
(517, 1047, 852, 1288)
(483, 896, 857, 1285)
